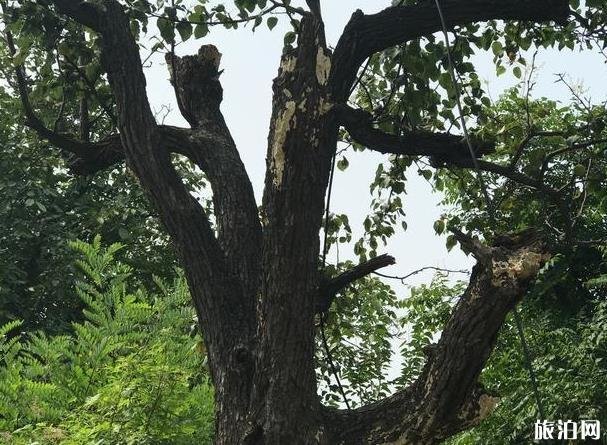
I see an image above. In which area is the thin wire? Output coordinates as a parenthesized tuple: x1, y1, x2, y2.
(322, 154, 337, 267)
(320, 314, 351, 410)
(433, 0, 493, 215)
(434, 0, 545, 420)
(320, 152, 351, 409)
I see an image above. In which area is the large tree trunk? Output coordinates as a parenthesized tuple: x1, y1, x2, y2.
(30, 0, 570, 443)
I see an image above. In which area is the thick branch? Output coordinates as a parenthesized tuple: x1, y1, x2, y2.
(450, 227, 492, 264)
(316, 254, 395, 313)
(337, 104, 494, 160)
(330, 0, 570, 101)
(250, 14, 337, 441)
(167, 46, 263, 298)
(20, 113, 193, 175)
(338, 106, 563, 197)
(48, 4, 258, 434)
(2, 11, 119, 173)
(325, 230, 550, 444)
(46, 0, 102, 30)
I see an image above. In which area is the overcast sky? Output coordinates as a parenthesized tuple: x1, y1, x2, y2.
(143, 0, 607, 288)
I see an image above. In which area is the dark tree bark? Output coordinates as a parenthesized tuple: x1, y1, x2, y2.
(18, 0, 570, 443)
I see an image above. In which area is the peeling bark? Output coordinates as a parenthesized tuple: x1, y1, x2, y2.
(251, 14, 335, 443)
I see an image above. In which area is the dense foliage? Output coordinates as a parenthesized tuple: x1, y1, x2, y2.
(0, 86, 182, 333)
(0, 81, 213, 333)
(0, 238, 214, 444)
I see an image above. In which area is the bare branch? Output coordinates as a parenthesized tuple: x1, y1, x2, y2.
(374, 266, 470, 284)
(317, 254, 396, 313)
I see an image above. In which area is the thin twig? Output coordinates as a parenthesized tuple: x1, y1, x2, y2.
(374, 266, 469, 284)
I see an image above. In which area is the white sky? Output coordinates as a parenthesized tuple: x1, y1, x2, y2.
(144, 0, 607, 288)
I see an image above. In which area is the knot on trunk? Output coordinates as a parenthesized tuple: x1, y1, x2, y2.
(488, 229, 550, 291)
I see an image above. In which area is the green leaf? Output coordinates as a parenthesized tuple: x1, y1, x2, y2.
(12, 48, 28, 66)
(491, 41, 503, 56)
(157, 17, 175, 43)
(433, 219, 445, 235)
(176, 21, 193, 41)
(513, 66, 522, 79)
(446, 234, 457, 251)
(419, 169, 432, 181)
(267, 16, 278, 30)
(337, 157, 349, 171)
(194, 24, 209, 39)
(284, 31, 296, 46)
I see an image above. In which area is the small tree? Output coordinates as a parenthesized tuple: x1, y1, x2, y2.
(2, 0, 607, 443)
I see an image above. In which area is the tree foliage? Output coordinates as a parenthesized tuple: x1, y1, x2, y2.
(0, 237, 214, 444)
(0, 84, 209, 332)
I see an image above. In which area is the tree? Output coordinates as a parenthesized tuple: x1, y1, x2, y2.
(1, 0, 606, 443)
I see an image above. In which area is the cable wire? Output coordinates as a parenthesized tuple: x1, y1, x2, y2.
(320, 153, 351, 409)
(434, 0, 545, 420)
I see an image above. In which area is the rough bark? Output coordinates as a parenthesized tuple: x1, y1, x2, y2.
(249, 14, 335, 443)
(28, 0, 570, 444)
(167, 47, 263, 299)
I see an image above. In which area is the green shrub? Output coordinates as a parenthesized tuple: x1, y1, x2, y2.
(0, 236, 214, 444)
